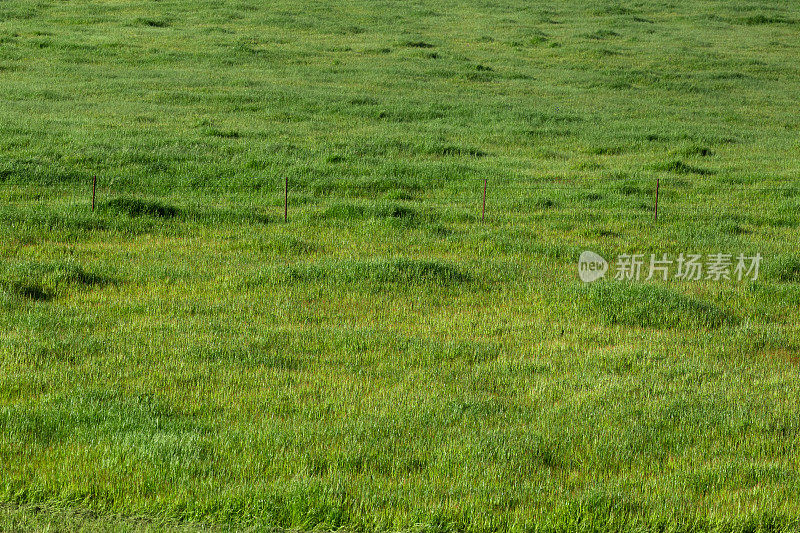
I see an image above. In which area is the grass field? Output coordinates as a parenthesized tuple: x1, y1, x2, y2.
(1, 0, 800, 530)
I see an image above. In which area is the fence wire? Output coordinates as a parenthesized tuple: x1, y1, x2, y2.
(2, 177, 799, 225)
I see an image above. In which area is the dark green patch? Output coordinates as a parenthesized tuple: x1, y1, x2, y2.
(0, 260, 113, 302)
(736, 14, 798, 26)
(654, 160, 713, 175)
(767, 255, 800, 283)
(533, 197, 559, 209)
(591, 146, 624, 155)
(7, 282, 51, 301)
(425, 144, 487, 158)
(270, 259, 472, 286)
(680, 146, 714, 157)
(100, 197, 180, 218)
(205, 128, 241, 139)
(616, 180, 648, 196)
(584, 29, 619, 40)
(0, 390, 195, 448)
(581, 282, 737, 329)
(312, 202, 426, 227)
(135, 17, 171, 28)
(401, 40, 435, 48)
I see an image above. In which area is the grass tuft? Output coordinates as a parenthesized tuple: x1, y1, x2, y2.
(581, 282, 738, 329)
(0, 260, 113, 302)
(736, 14, 798, 26)
(400, 40, 435, 48)
(654, 160, 713, 175)
(134, 17, 171, 28)
(767, 255, 800, 283)
(100, 197, 180, 218)
(312, 202, 427, 226)
(270, 258, 472, 286)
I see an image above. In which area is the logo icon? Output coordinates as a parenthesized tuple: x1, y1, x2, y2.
(579, 251, 608, 283)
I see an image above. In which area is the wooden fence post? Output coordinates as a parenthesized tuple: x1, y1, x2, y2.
(654, 178, 660, 222)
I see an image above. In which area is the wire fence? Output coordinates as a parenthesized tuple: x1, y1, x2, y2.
(3, 177, 799, 225)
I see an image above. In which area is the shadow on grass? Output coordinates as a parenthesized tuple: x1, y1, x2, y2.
(579, 281, 738, 329)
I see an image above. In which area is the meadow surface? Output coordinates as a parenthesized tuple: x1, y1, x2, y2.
(1, 0, 800, 530)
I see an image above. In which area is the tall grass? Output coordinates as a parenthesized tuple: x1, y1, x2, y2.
(1, 0, 800, 530)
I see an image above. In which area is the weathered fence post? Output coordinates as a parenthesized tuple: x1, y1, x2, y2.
(482, 179, 487, 223)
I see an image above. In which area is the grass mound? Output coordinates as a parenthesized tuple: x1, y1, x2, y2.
(423, 144, 487, 158)
(767, 255, 800, 283)
(615, 180, 648, 196)
(313, 202, 425, 226)
(5, 282, 51, 301)
(736, 14, 798, 26)
(272, 258, 471, 286)
(581, 282, 737, 329)
(0, 389, 196, 449)
(0, 260, 112, 302)
(532, 197, 560, 209)
(653, 160, 713, 175)
(400, 40, 435, 48)
(100, 197, 180, 218)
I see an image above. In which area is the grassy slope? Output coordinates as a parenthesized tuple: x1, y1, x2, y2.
(1, 0, 800, 530)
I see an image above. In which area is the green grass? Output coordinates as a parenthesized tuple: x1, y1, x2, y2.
(1, 0, 800, 530)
